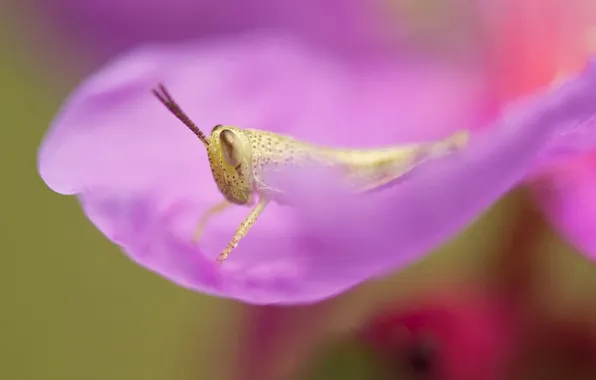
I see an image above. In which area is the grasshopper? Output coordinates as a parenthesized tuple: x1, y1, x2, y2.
(152, 84, 469, 265)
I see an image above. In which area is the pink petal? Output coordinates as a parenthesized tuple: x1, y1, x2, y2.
(532, 152, 596, 259)
(37, 33, 596, 303)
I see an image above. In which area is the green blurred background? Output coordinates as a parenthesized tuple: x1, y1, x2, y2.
(3, 1, 596, 380)
(3, 2, 243, 379)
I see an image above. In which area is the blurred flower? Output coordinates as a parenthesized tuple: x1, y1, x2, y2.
(35, 0, 266, 61)
(356, 193, 596, 380)
(362, 288, 514, 380)
(478, 0, 596, 259)
(34, 0, 466, 64)
(481, 0, 593, 101)
(361, 290, 596, 380)
(37, 24, 596, 304)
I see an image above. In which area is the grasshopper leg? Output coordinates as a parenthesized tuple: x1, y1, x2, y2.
(193, 200, 232, 243)
(217, 200, 268, 264)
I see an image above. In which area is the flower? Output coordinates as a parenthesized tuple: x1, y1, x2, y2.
(34, 0, 268, 61)
(34, 0, 444, 63)
(478, 0, 596, 259)
(37, 27, 596, 304)
(361, 288, 514, 380)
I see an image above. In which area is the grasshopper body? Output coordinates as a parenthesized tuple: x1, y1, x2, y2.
(153, 85, 469, 264)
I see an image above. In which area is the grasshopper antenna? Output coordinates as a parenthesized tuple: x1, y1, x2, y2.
(152, 84, 210, 146)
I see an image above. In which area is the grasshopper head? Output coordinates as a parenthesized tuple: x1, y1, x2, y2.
(206, 125, 254, 205)
(151, 85, 255, 205)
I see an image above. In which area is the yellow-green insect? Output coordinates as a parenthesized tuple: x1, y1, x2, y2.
(152, 84, 469, 265)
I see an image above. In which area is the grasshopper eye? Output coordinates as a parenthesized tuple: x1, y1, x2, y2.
(220, 130, 243, 168)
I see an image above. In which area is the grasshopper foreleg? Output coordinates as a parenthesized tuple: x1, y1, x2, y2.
(217, 199, 268, 264)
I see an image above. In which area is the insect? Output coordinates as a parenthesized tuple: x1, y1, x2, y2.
(152, 84, 470, 265)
